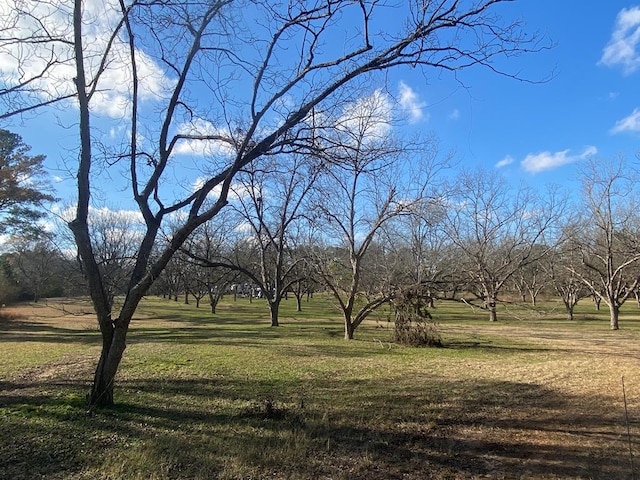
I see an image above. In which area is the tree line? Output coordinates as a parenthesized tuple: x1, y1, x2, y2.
(4, 136, 639, 338)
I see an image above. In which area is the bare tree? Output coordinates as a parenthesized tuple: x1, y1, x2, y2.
(0, 0, 544, 406)
(87, 209, 144, 308)
(510, 245, 549, 305)
(541, 239, 590, 321)
(182, 212, 241, 313)
(3, 236, 60, 302)
(442, 170, 563, 322)
(223, 154, 320, 326)
(395, 199, 454, 306)
(155, 254, 183, 302)
(182, 154, 319, 324)
(566, 158, 640, 330)
(310, 94, 443, 339)
(285, 245, 319, 312)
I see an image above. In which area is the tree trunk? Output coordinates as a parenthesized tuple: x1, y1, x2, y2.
(566, 304, 574, 321)
(593, 295, 601, 310)
(269, 299, 280, 327)
(427, 295, 435, 309)
(344, 318, 355, 340)
(610, 304, 619, 330)
(295, 293, 302, 312)
(208, 290, 217, 314)
(87, 323, 127, 408)
(487, 299, 498, 322)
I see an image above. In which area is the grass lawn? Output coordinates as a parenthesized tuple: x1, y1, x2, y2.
(1, 295, 640, 479)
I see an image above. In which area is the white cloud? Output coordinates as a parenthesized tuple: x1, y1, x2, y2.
(398, 81, 426, 123)
(173, 119, 236, 157)
(448, 109, 460, 121)
(53, 204, 143, 223)
(599, 6, 640, 74)
(495, 155, 515, 168)
(521, 146, 597, 173)
(0, 0, 174, 118)
(611, 107, 640, 134)
(336, 89, 393, 141)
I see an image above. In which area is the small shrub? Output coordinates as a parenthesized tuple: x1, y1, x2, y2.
(392, 286, 442, 347)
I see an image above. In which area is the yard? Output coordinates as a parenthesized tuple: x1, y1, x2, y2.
(1, 295, 639, 479)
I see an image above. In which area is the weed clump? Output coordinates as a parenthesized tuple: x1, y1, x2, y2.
(392, 286, 442, 347)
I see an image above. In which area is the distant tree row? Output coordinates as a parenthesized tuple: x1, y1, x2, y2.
(4, 121, 640, 342)
(4, 128, 640, 338)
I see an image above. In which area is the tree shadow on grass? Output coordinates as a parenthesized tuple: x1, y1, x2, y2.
(442, 339, 559, 354)
(1, 372, 637, 479)
(0, 311, 350, 347)
(0, 315, 394, 363)
(0, 317, 100, 345)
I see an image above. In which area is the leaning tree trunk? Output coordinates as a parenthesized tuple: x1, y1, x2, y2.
(87, 321, 128, 407)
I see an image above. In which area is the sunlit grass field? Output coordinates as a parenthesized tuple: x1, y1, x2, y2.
(2, 294, 640, 479)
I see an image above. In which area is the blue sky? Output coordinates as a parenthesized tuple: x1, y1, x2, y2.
(417, 1, 640, 186)
(5, 1, 640, 208)
(375, 1, 640, 198)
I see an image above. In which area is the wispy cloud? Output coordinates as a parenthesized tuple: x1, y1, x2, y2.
(448, 109, 460, 121)
(521, 146, 597, 173)
(599, 6, 640, 75)
(398, 81, 426, 123)
(495, 155, 515, 169)
(611, 107, 640, 134)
